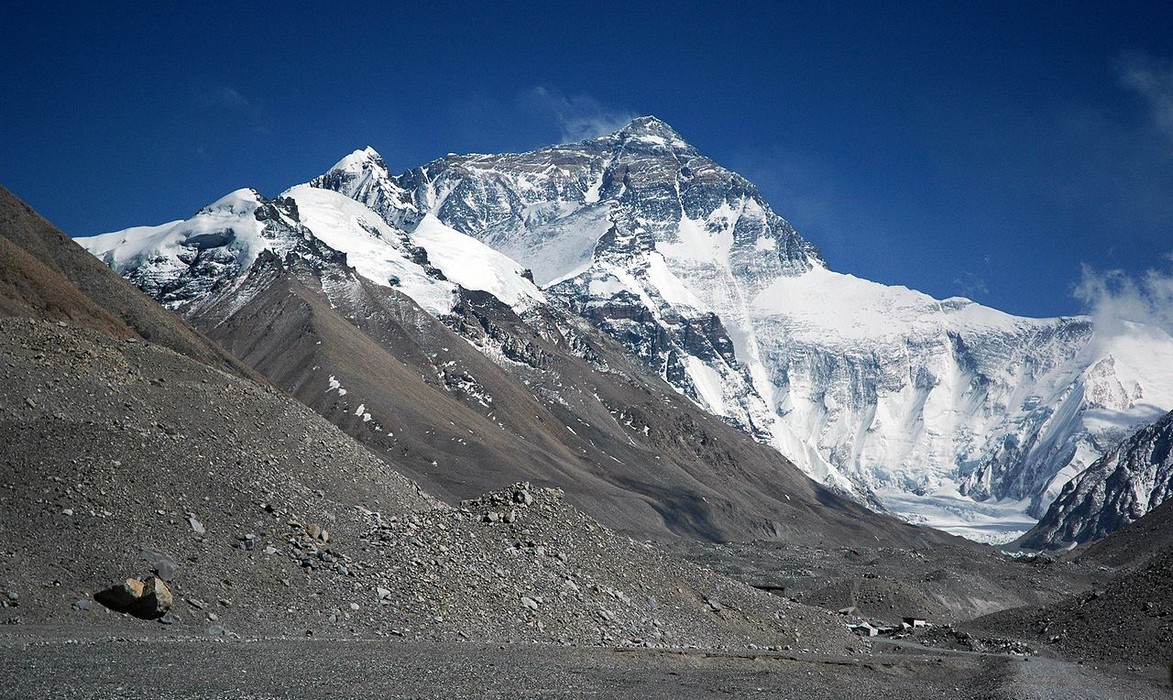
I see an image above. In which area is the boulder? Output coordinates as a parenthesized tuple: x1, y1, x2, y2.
(94, 578, 145, 611)
(94, 575, 173, 620)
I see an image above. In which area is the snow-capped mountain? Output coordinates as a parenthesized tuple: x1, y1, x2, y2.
(1018, 409, 1173, 550)
(77, 160, 941, 548)
(80, 116, 1173, 542)
(306, 116, 1173, 541)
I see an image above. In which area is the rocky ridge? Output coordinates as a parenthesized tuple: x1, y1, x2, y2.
(1019, 410, 1173, 550)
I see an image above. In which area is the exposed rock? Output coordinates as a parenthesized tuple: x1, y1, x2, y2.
(1020, 409, 1173, 550)
(93, 576, 172, 620)
(93, 578, 145, 612)
(139, 547, 179, 581)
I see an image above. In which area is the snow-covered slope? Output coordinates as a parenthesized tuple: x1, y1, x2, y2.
(305, 116, 1173, 541)
(79, 183, 543, 321)
(74, 155, 945, 549)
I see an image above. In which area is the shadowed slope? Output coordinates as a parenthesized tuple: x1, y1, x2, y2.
(0, 185, 258, 380)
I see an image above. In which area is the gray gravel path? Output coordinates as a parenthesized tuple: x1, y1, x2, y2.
(1, 634, 1166, 700)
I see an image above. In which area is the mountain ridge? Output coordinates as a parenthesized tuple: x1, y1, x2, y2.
(80, 116, 1173, 541)
(79, 179, 949, 547)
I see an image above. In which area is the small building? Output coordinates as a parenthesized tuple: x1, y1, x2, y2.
(902, 616, 927, 628)
(848, 621, 879, 637)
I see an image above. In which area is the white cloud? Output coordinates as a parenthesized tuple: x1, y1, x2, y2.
(519, 87, 635, 142)
(1073, 258, 1173, 335)
(1117, 53, 1173, 144)
(210, 87, 252, 111)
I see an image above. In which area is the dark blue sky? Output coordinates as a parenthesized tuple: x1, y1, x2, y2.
(3, 1, 1172, 318)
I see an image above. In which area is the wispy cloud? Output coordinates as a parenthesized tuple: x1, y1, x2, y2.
(194, 85, 267, 134)
(953, 271, 989, 300)
(1116, 53, 1173, 144)
(1073, 258, 1173, 336)
(518, 87, 635, 142)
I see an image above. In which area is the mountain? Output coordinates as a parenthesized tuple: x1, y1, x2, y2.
(1079, 491, 1173, 569)
(0, 185, 258, 380)
(1018, 409, 1173, 550)
(80, 182, 946, 548)
(312, 115, 1173, 542)
(82, 117, 1173, 542)
(1, 188, 874, 650)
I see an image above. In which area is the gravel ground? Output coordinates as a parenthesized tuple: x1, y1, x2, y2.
(968, 544, 1173, 666)
(667, 540, 1107, 625)
(0, 632, 1166, 700)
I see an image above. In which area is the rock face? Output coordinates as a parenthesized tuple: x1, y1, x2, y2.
(1019, 410, 1173, 550)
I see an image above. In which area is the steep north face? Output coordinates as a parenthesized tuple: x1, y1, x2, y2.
(338, 116, 1173, 541)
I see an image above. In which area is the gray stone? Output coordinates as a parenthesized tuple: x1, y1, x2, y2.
(139, 547, 179, 581)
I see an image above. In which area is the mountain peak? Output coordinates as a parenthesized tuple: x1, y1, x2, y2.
(199, 188, 263, 216)
(609, 115, 690, 148)
(328, 146, 388, 176)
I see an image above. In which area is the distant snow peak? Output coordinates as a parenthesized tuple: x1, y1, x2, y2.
(348, 122, 1173, 540)
(311, 146, 419, 230)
